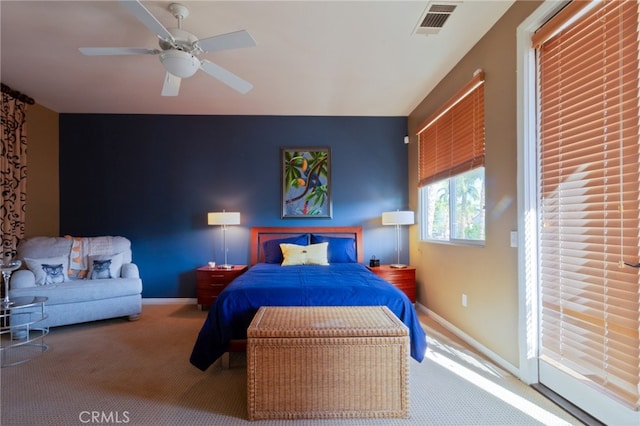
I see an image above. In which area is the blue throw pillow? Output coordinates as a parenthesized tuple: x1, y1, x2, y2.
(263, 235, 308, 264)
(310, 235, 357, 263)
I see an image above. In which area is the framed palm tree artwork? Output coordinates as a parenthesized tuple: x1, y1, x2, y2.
(281, 147, 332, 218)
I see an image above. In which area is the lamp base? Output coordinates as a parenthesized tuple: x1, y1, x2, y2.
(217, 264, 234, 270)
(389, 263, 408, 269)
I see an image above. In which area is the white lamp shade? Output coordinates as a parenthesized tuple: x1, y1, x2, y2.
(382, 210, 414, 226)
(207, 212, 241, 226)
(160, 50, 200, 78)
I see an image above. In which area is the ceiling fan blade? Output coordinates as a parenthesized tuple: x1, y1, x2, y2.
(196, 30, 256, 53)
(200, 60, 253, 94)
(161, 72, 181, 96)
(79, 47, 159, 56)
(118, 0, 174, 43)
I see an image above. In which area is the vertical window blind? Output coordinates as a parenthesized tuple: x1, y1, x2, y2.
(416, 72, 485, 187)
(537, 0, 640, 408)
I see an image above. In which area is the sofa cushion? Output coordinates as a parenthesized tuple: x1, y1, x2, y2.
(19, 238, 73, 260)
(88, 253, 123, 279)
(17, 236, 134, 267)
(24, 256, 69, 286)
(9, 277, 142, 306)
(10, 269, 36, 289)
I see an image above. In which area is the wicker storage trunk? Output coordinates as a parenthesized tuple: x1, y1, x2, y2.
(247, 306, 409, 420)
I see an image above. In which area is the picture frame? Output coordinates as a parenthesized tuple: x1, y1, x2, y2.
(281, 147, 332, 218)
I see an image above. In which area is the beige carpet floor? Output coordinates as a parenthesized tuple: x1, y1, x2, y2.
(1, 304, 581, 425)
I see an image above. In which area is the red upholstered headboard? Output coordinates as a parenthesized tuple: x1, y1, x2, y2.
(250, 226, 364, 265)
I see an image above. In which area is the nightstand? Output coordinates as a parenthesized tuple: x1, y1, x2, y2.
(368, 265, 416, 303)
(196, 265, 248, 309)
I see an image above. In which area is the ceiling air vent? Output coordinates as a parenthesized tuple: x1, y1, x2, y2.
(414, 2, 459, 36)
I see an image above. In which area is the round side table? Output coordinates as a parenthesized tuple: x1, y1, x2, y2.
(0, 296, 49, 367)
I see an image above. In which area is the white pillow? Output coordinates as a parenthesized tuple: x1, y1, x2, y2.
(280, 242, 329, 266)
(88, 253, 123, 279)
(24, 256, 69, 286)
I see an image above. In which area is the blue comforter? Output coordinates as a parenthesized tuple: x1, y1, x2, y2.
(190, 263, 427, 371)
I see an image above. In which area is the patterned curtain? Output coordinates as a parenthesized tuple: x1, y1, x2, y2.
(1, 84, 33, 260)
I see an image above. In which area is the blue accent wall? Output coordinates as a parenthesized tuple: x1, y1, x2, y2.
(59, 114, 410, 297)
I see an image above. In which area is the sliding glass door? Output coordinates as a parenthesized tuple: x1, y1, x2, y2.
(533, 1, 640, 424)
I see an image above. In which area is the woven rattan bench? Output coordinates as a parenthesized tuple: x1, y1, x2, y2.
(247, 306, 410, 420)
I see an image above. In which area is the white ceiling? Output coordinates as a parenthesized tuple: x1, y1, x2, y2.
(0, 1, 513, 116)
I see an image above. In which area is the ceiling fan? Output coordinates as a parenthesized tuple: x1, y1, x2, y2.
(79, 0, 256, 96)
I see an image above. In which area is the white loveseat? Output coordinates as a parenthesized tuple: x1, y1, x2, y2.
(9, 236, 142, 328)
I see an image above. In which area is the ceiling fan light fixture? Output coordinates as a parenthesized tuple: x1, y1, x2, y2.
(160, 50, 199, 78)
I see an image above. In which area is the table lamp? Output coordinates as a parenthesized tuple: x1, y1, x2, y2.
(382, 210, 414, 268)
(207, 210, 240, 269)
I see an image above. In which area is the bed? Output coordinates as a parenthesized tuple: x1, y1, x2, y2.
(189, 226, 427, 371)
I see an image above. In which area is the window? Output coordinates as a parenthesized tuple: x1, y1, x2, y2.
(533, 0, 640, 420)
(420, 168, 485, 242)
(417, 72, 485, 244)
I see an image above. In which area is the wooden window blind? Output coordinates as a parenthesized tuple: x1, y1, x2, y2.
(416, 72, 485, 187)
(537, 0, 640, 408)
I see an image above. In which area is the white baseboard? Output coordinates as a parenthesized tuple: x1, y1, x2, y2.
(142, 298, 197, 305)
(415, 303, 521, 379)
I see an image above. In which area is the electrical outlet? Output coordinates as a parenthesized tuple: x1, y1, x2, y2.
(462, 293, 468, 307)
(510, 230, 518, 248)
